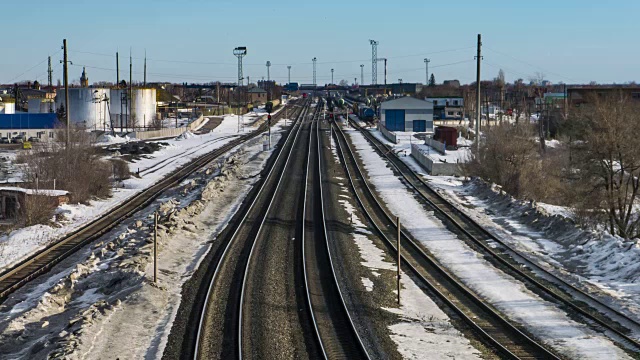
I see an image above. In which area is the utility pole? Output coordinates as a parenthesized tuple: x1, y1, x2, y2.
(48, 56, 53, 112)
(397, 216, 401, 305)
(287, 65, 291, 84)
(129, 50, 133, 130)
(475, 34, 482, 152)
(312, 57, 317, 86)
(144, 50, 147, 87)
(62, 39, 70, 148)
(153, 212, 158, 283)
(369, 40, 378, 85)
(331, 68, 334, 84)
(424, 58, 430, 85)
(116, 52, 119, 86)
(360, 64, 364, 85)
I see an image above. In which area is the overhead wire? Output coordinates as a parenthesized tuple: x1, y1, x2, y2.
(484, 46, 577, 82)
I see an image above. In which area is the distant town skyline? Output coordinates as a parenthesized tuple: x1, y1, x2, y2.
(2, 0, 638, 85)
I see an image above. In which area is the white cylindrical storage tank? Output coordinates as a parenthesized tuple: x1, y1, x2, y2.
(55, 88, 109, 130)
(133, 88, 156, 129)
(110, 88, 156, 130)
(0, 102, 16, 114)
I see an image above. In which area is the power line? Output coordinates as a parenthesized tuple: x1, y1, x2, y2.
(484, 46, 577, 82)
(6, 49, 61, 83)
(69, 45, 477, 68)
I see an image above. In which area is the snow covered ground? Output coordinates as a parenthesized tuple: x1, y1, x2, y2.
(0, 109, 287, 273)
(329, 140, 481, 359)
(0, 117, 292, 359)
(370, 129, 471, 164)
(345, 126, 632, 359)
(423, 176, 640, 330)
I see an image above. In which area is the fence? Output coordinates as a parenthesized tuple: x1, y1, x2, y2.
(424, 137, 446, 155)
(130, 114, 204, 141)
(411, 143, 461, 176)
(377, 122, 398, 144)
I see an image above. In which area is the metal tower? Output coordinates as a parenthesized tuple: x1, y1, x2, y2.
(360, 64, 364, 85)
(312, 57, 317, 86)
(424, 58, 430, 85)
(377, 58, 387, 85)
(287, 65, 291, 84)
(266, 61, 271, 81)
(331, 68, 334, 84)
(233, 46, 247, 86)
(47, 56, 52, 89)
(369, 40, 378, 85)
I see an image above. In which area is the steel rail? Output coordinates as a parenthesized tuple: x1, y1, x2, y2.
(332, 121, 560, 359)
(236, 101, 320, 360)
(193, 102, 309, 359)
(349, 117, 640, 353)
(302, 102, 329, 359)
(0, 101, 301, 302)
(313, 113, 371, 359)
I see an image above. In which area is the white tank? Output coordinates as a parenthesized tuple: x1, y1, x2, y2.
(55, 88, 109, 130)
(0, 102, 15, 114)
(28, 99, 55, 113)
(110, 88, 157, 130)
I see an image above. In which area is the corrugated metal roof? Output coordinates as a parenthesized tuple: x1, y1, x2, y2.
(0, 113, 59, 129)
(381, 96, 433, 110)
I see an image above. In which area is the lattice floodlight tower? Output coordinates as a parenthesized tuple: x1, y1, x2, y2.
(312, 57, 317, 86)
(266, 61, 271, 81)
(233, 46, 247, 86)
(369, 39, 379, 85)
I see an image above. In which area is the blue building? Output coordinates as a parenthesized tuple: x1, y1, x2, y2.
(380, 97, 434, 133)
(0, 113, 60, 141)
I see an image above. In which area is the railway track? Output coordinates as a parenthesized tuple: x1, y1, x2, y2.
(331, 120, 559, 359)
(0, 100, 301, 303)
(347, 118, 640, 354)
(193, 99, 316, 359)
(301, 106, 370, 359)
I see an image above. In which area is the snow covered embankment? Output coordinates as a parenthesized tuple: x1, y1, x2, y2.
(346, 127, 631, 359)
(427, 176, 640, 327)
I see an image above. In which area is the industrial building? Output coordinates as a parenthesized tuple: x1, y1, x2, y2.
(0, 113, 60, 141)
(53, 68, 157, 131)
(427, 96, 464, 121)
(380, 96, 434, 132)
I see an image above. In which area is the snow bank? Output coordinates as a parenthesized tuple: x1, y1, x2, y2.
(96, 134, 134, 144)
(346, 127, 632, 359)
(431, 178, 640, 324)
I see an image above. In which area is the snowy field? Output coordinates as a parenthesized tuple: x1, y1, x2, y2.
(345, 126, 632, 359)
(0, 109, 285, 273)
(0, 115, 293, 358)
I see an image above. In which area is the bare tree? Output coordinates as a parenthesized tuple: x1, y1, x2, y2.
(570, 92, 640, 239)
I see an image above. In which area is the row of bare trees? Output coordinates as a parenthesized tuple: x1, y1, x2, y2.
(465, 91, 640, 240)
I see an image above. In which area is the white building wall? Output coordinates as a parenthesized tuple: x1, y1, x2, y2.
(55, 88, 109, 130)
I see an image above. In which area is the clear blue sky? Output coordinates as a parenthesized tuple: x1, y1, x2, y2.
(2, 0, 637, 86)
